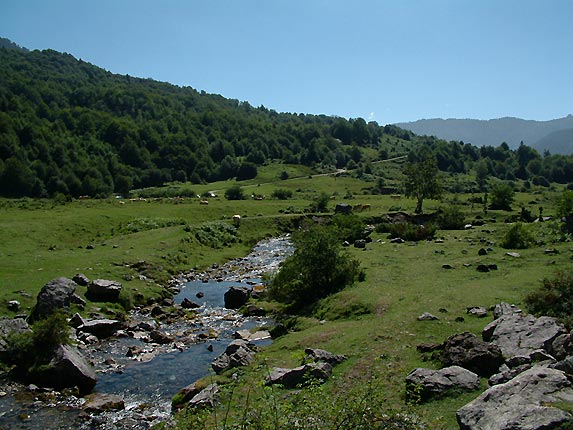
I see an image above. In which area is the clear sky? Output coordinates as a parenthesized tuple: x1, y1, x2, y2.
(1, 0, 572, 124)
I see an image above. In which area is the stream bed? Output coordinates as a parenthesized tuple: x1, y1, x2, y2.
(0, 236, 293, 430)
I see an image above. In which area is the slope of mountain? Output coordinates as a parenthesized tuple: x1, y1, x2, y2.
(396, 116, 573, 153)
(533, 128, 573, 155)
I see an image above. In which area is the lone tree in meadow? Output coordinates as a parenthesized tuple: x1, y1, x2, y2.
(403, 152, 442, 214)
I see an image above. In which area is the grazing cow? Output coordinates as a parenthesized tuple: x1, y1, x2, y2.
(232, 214, 241, 228)
(199, 200, 209, 205)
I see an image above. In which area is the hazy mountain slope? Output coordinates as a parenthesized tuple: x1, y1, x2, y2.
(396, 116, 573, 152)
(533, 128, 573, 155)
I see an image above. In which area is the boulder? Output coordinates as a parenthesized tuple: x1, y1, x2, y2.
(72, 273, 90, 286)
(233, 329, 271, 342)
(149, 330, 175, 345)
(483, 314, 566, 360)
(32, 344, 97, 395)
(29, 277, 77, 322)
(181, 298, 201, 309)
(442, 332, 504, 377)
(334, 203, 352, 215)
(223, 286, 250, 309)
(266, 362, 332, 388)
(86, 279, 122, 302)
(82, 393, 125, 413)
(187, 383, 220, 409)
(7, 300, 20, 311)
(304, 348, 347, 366)
(0, 317, 31, 361)
(354, 239, 366, 249)
(405, 366, 479, 402)
(77, 319, 123, 339)
(211, 339, 255, 374)
(457, 366, 573, 430)
(172, 382, 202, 411)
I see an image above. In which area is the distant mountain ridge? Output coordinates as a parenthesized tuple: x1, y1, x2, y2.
(396, 116, 573, 155)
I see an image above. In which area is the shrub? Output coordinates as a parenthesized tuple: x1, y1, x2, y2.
(387, 222, 437, 241)
(183, 222, 238, 249)
(268, 224, 360, 312)
(557, 190, 573, 218)
(308, 192, 330, 213)
(224, 185, 245, 200)
(501, 223, 535, 249)
(436, 205, 466, 230)
(331, 214, 368, 243)
(525, 271, 573, 329)
(271, 188, 293, 200)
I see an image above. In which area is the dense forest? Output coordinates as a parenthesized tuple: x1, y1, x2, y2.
(1, 43, 572, 198)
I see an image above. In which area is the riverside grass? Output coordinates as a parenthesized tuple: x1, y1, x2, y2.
(1, 169, 572, 428)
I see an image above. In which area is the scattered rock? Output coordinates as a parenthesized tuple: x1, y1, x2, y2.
(172, 382, 201, 411)
(466, 306, 488, 318)
(493, 302, 522, 319)
(83, 393, 125, 413)
(181, 298, 200, 309)
(266, 362, 332, 388)
(86, 279, 122, 302)
(243, 304, 266, 317)
(77, 319, 124, 339)
(149, 330, 175, 345)
(304, 348, 347, 365)
(233, 329, 271, 342)
(505, 252, 521, 258)
(72, 273, 90, 286)
(390, 237, 405, 244)
(457, 366, 573, 430)
(442, 264, 454, 269)
(29, 277, 77, 322)
(187, 384, 220, 410)
(441, 332, 504, 377)
(417, 312, 439, 321)
(478, 248, 488, 256)
(476, 264, 490, 273)
(211, 339, 256, 374)
(354, 239, 366, 249)
(405, 366, 479, 402)
(223, 286, 250, 309)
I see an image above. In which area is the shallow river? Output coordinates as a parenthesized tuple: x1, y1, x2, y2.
(0, 236, 293, 430)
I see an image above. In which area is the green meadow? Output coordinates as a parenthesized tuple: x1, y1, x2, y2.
(1, 165, 571, 428)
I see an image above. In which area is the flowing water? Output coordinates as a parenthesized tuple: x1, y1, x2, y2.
(0, 236, 293, 430)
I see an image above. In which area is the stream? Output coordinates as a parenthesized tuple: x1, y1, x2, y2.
(0, 236, 293, 430)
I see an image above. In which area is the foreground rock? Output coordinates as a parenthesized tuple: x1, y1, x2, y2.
(29, 277, 78, 321)
(266, 362, 332, 388)
(211, 339, 256, 374)
(31, 344, 97, 395)
(457, 366, 573, 430)
(442, 332, 504, 377)
(406, 366, 479, 402)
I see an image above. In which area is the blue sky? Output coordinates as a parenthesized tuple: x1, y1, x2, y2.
(1, 0, 572, 124)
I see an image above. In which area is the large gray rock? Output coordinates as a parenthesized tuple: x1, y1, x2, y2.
(482, 314, 566, 360)
(405, 366, 479, 402)
(86, 279, 122, 302)
(29, 277, 77, 321)
(31, 344, 97, 395)
(442, 332, 504, 377)
(77, 319, 124, 339)
(187, 384, 219, 409)
(457, 366, 573, 430)
(211, 339, 255, 374)
(223, 286, 250, 309)
(266, 362, 332, 388)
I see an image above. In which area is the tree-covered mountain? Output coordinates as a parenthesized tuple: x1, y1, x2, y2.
(0, 45, 400, 198)
(1, 41, 572, 199)
(396, 116, 573, 153)
(533, 128, 573, 156)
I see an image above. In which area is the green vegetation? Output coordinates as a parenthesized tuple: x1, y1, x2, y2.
(403, 151, 442, 214)
(525, 271, 573, 330)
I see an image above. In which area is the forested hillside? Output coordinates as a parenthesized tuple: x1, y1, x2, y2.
(0, 47, 396, 198)
(1, 45, 573, 199)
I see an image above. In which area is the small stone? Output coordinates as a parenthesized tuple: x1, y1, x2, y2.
(418, 312, 439, 321)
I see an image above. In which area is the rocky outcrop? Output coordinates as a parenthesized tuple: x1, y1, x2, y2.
(31, 344, 97, 395)
(457, 366, 573, 430)
(223, 286, 250, 309)
(86, 279, 122, 302)
(441, 332, 504, 377)
(266, 362, 332, 388)
(483, 314, 566, 360)
(405, 366, 479, 402)
(29, 277, 77, 322)
(211, 339, 256, 374)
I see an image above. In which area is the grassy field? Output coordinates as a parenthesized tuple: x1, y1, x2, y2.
(1, 165, 572, 428)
